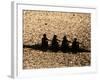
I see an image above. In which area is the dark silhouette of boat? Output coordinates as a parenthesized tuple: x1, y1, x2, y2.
(23, 43, 90, 53)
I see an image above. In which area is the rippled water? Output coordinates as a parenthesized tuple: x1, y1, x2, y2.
(23, 48, 91, 69)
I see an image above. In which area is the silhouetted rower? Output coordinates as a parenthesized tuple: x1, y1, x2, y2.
(72, 38, 79, 53)
(41, 34, 48, 51)
(61, 36, 70, 53)
(51, 35, 60, 52)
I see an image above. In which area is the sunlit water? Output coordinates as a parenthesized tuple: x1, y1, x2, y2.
(23, 48, 91, 69)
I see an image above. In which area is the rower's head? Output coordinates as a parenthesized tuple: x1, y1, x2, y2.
(43, 34, 46, 37)
(63, 36, 67, 39)
(74, 38, 77, 41)
(53, 35, 57, 39)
